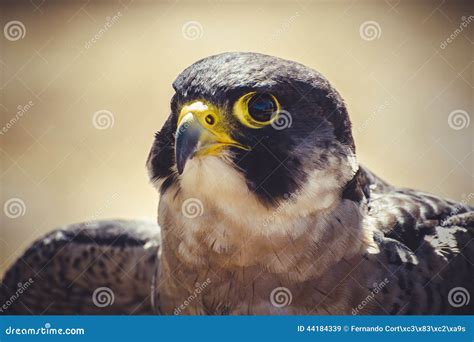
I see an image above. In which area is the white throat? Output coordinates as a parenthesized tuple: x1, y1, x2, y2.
(155, 149, 366, 276)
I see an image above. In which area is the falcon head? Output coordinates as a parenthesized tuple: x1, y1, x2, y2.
(147, 52, 358, 217)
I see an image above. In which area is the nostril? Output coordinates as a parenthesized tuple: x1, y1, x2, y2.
(205, 114, 215, 125)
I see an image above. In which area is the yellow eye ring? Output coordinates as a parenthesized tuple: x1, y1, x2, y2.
(233, 92, 280, 129)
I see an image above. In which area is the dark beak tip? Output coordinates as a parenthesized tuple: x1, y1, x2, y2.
(175, 115, 201, 175)
(176, 152, 186, 175)
(177, 156, 188, 174)
(175, 138, 198, 175)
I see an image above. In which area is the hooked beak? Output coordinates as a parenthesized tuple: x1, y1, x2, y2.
(175, 112, 202, 174)
(174, 102, 249, 174)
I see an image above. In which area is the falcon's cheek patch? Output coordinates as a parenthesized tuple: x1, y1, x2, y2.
(146, 115, 178, 192)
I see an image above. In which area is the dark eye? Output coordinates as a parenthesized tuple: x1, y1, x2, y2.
(234, 92, 281, 128)
(247, 93, 277, 122)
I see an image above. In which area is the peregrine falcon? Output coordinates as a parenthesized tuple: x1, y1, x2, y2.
(2, 52, 473, 315)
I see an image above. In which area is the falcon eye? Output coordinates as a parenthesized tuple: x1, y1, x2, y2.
(233, 92, 280, 129)
(248, 93, 276, 122)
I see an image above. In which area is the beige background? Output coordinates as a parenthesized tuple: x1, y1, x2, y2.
(1, 0, 472, 277)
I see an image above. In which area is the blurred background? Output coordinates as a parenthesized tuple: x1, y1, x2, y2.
(0, 0, 472, 277)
